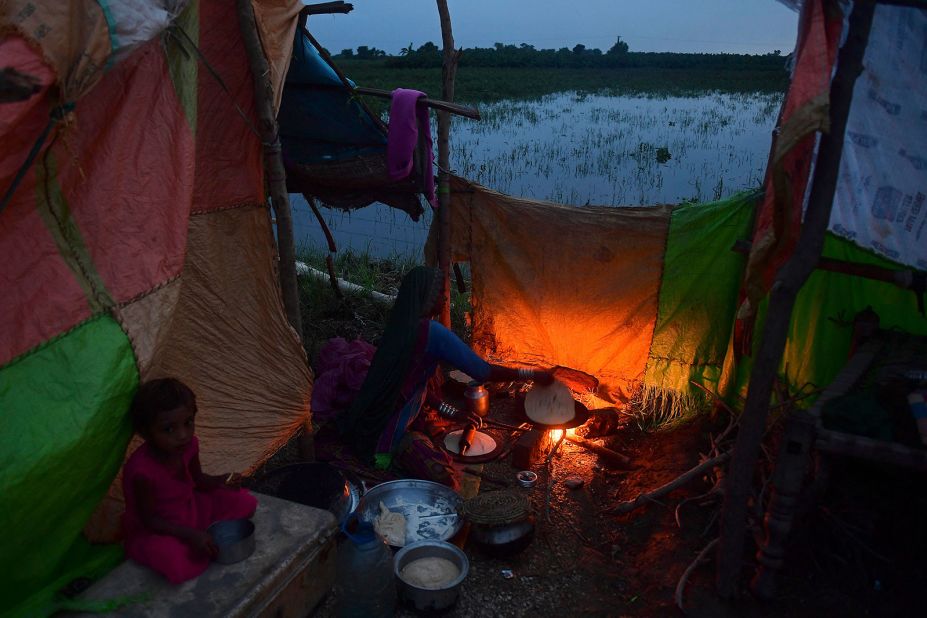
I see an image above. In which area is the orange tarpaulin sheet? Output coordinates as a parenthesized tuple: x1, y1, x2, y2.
(431, 177, 672, 404)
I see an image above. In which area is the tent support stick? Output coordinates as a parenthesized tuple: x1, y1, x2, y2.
(436, 0, 459, 328)
(715, 0, 875, 598)
(237, 0, 303, 339)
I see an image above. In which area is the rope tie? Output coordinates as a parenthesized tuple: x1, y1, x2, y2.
(0, 102, 75, 215)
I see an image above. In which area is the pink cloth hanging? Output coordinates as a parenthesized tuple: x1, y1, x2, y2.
(386, 88, 436, 207)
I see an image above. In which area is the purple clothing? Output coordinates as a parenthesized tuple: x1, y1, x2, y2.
(311, 337, 376, 424)
(386, 88, 436, 207)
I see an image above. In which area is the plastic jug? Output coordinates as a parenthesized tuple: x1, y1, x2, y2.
(335, 516, 397, 618)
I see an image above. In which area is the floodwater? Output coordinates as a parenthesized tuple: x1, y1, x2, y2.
(290, 90, 781, 258)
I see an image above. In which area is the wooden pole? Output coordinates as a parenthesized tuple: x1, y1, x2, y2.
(237, 0, 303, 338)
(715, 0, 875, 597)
(436, 0, 459, 328)
(353, 86, 480, 120)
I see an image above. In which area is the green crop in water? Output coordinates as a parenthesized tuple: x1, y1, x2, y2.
(335, 62, 787, 117)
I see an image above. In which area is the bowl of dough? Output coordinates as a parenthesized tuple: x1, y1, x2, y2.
(393, 540, 469, 611)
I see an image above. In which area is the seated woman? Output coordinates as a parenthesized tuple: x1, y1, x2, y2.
(337, 266, 553, 489)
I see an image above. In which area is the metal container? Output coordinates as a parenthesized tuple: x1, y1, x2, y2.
(516, 470, 538, 488)
(464, 381, 490, 417)
(355, 479, 463, 547)
(394, 540, 469, 612)
(469, 516, 536, 556)
(208, 518, 255, 565)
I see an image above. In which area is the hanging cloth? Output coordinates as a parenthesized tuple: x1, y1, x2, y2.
(386, 88, 436, 207)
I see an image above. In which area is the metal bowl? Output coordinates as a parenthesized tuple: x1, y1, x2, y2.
(208, 519, 255, 565)
(355, 479, 462, 547)
(394, 540, 469, 612)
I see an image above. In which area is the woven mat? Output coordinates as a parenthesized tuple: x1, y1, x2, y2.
(459, 491, 530, 526)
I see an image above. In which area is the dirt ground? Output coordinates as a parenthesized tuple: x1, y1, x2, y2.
(295, 384, 927, 618)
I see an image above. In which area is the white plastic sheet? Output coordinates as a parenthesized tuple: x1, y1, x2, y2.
(829, 4, 927, 269)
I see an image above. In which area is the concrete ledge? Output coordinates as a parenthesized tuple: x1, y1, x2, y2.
(73, 493, 338, 617)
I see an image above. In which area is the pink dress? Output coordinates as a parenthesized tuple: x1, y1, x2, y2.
(122, 436, 257, 584)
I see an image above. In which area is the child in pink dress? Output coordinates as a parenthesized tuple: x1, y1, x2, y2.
(122, 378, 257, 584)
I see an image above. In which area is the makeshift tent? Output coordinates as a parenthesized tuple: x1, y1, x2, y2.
(430, 173, 923, 414)
(0, 1, 311, 615)
(279, 17, 432, 219)
(717, 0, 927, 596)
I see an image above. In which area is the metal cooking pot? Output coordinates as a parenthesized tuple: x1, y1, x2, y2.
(394, 540, 469, 612)
(468, 516, 535, 556)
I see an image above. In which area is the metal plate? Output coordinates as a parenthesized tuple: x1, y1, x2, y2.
(355, 479, 463, 547)
(440, 428, 504, 463)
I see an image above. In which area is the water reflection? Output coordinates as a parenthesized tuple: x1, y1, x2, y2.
(291, 90, 781, 258)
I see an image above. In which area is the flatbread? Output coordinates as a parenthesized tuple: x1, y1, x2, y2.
(374, 501, 406, 546)
(524, 380, 575, 425)
(400, 556, 460, 589)
(443, 429, 497, 456)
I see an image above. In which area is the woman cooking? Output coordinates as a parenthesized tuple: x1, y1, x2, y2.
(337, 266, 554, 489)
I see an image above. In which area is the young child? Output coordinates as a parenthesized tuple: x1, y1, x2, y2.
(122, 378, 257, 584)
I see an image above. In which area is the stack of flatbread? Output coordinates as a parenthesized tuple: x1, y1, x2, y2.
(524, 380, 575, 425)
(374, 501, 406, 546)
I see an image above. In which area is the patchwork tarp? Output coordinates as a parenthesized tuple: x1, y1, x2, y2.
(433, 178, 926, 413)
(0, 1, 310, 615)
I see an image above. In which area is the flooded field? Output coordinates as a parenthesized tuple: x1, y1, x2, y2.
(291, 90, 781, 257)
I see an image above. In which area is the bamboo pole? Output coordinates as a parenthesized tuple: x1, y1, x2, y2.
(714, 1, 875, 597)
(435, 0, 459, 328)
(237, 0, 303, 338)
(353, 86, 479, 120)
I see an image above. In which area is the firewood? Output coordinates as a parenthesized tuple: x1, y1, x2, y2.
(604, 451, 730, 515)
(565, 434, 632, 467)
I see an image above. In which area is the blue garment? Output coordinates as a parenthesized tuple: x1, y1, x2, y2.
(425, 321, 491, 383)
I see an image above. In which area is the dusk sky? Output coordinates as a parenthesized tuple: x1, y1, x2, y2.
(306, 0, 800, 56)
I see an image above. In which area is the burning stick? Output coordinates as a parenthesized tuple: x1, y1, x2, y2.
(564, 434, 632, 467)
(544, 430, 567, 523)
(604, 451, 731, 515)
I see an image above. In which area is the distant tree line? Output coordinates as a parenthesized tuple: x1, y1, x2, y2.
(332, 38, 787, 71)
